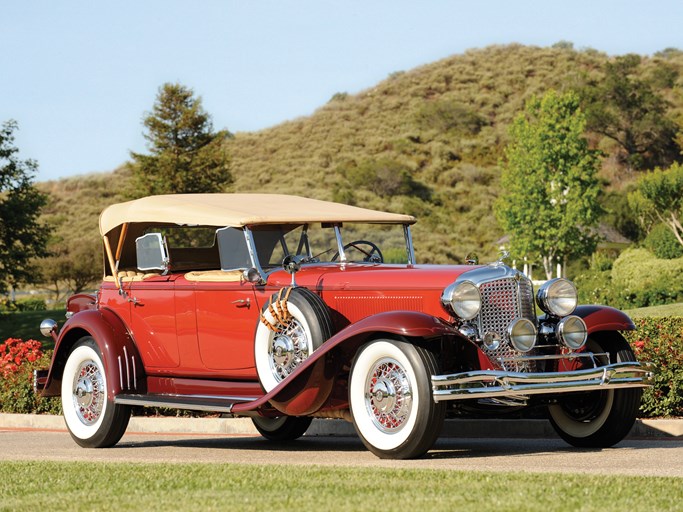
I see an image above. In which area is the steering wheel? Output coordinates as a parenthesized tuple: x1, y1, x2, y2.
(332, 240, 383, 263)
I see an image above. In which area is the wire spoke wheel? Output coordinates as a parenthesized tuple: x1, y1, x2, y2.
(364, 357, 413, 433)
(61, 337, 130, 448)
(72, 359, 106, 425)
(349, 339, 445, 459)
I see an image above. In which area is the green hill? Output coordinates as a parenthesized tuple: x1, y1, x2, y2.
(35, 44, 683, 283)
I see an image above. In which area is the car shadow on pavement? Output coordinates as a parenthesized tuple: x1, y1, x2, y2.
(118, 435, 367, 453)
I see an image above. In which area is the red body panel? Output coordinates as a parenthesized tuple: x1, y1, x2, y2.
(45, 259, 637, 416)
(233, 311, 460, 415)
(42, 308, 145, 397)
(574, 305, 635, 333)
(96, 264, 469, 379)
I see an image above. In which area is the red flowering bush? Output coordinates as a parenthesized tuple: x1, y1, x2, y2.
(0, 338, 61, 414)
(624, 317, 683, 418)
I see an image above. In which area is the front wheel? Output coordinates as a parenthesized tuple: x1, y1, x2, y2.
(349, 339, 445, 459)
(251, 415, 313, 441)
(61, 337, 131, 448)
(548, 333, 642, 448)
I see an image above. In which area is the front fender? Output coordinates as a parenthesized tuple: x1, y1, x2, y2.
(41, 308, 145, 398)
(233, 311, 458, 416)
(574, 305, 635, 334)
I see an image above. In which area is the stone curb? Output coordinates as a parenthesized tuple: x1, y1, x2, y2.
(1, 413, 681, 438)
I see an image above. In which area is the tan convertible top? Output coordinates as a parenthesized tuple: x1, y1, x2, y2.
(99, 193, 416, 235)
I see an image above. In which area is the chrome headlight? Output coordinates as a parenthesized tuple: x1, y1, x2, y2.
(536, 278, 578, 317)
(508, 318, 537, 352)
(556, 315, 587, 350)
(441, 281, 481, 320)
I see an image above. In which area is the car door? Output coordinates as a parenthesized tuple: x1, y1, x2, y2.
(127, 274, 180, 369)
(194, 279, 260, 375)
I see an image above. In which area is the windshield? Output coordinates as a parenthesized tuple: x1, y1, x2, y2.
(216, 222, 412, 272)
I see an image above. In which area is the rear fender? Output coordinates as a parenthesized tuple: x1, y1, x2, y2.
(574, 305, 635, 334)
(233, 311, 458, 416)
(41, 308, 145, 398)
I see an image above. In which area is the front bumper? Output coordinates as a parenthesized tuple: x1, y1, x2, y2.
(431, 361, 655, 403)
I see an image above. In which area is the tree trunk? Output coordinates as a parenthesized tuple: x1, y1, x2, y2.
(541, 255, 554, 281)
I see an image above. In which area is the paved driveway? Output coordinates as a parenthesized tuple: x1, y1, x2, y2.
(2, 428, 682, 477)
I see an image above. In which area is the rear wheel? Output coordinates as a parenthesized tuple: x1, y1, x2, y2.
(61, 337, 130, 448)
(251, 415, 313, 441)
(548, 333, 642, 448)
(349, 339, 445, 459)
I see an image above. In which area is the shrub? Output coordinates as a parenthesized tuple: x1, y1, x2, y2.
(0, 338, 61, 414)
(644, 223, 683, 259)
(0, 298, 47, 313)
(624, 317, 683, 418)
(611, 248, 683, 307)
(15, 298, 47, 312)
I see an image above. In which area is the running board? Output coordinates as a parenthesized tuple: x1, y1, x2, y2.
(115, 393, 258, 414)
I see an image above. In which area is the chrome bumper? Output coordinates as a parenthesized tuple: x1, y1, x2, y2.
(431, 361, 655, 403)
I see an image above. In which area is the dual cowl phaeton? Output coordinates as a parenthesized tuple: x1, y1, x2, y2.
(37, 194, 653, 459)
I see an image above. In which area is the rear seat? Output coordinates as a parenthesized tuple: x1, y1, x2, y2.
(103, 271, 161, 282)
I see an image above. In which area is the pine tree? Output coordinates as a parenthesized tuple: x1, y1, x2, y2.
(130, 83, 232, 195)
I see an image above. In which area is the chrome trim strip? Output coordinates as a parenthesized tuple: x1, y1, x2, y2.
(123, 346, 130, 390)
(495, 351, 605, 365)
(431, 361, 655, 402)
(117, 356, 123, 390)
(132, 356, 137, 390)
(114, 393, 258, 413)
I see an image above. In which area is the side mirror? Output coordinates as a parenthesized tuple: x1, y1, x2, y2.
(136, 233, 170, 272)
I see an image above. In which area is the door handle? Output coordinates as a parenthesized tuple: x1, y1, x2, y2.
(231, 298, 251, 308)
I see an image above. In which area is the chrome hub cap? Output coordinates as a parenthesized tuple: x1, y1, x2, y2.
(364, 358, 412, 433)
(272, 335, 294, 367)
(269, 319, 309, 382)
(72, 360, 105, 426)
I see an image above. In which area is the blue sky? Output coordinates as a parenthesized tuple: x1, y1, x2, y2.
(1, 0, 682, 182)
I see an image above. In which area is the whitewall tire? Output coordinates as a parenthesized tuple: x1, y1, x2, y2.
(254, 288, 332, 392)
(548, 333, 642, 448)
(61, 337, 130, 448)
(349, 339, 445, 459)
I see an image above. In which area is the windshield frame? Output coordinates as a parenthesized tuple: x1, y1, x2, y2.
(237, 222, 415, 282)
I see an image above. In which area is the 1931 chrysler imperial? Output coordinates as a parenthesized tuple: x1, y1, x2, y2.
(37, 194, 654, 459)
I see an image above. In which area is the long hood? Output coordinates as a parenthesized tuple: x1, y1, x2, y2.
(266, 263, 479, 291)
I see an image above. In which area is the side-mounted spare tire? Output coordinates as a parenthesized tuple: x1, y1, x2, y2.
(254, 287, 333, 392)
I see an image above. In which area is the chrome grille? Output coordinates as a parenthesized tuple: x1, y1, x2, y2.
(478, 276, 537, 371)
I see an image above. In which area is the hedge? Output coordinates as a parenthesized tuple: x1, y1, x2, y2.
(624, 317, 683, 418)
(1, 318, 681, 417)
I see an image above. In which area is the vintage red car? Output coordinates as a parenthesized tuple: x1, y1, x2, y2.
(37, 193, 653, 459)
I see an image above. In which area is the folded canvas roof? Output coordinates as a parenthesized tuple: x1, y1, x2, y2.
(99, 193, 416, 235)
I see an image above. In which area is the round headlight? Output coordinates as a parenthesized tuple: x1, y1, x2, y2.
(536, 278, 578, 317)
(441, 281, 481, 320)
(556, 315, 587, 350)
(508, 318, 537, 352)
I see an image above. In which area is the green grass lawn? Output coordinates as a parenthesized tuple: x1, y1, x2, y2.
(0, 461, 680, 512)
(0, 309, 64, 346)
(625, 302, 683, 318)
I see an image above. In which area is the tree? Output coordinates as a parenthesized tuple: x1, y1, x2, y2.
(0, 120, 48, 293)
(130, 83, 232, 195)
(581, 54, 679, 170)
(495, 90, 602, 280)
(628, 162, 683, 248)
(38, 236, 101, 301)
